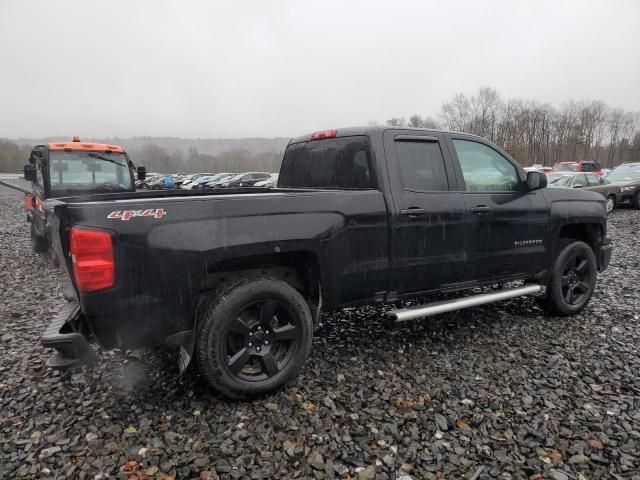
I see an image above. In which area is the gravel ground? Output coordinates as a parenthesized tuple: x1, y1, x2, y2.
(1, 185, 639, 480)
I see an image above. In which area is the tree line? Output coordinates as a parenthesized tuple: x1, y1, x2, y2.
(383, 87, 640, 167)
(0, 140, 284, 174)
(1, 87, 639, 173)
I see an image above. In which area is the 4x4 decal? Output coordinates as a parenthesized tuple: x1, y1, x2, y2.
(107, 209, 167, 221)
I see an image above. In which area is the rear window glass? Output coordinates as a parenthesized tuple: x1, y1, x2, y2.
(278, 136, 376, 189)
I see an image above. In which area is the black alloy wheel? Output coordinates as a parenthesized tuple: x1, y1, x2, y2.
(196, 277, 313, 399)
(224, 299, 301, 381)
(559, 252, 592, 306)
(543, 239, 597, 316)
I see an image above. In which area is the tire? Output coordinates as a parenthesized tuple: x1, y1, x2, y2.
(542, 239, 597, 316)
(195, 277, 313, 399)
(606, 195, 615, 215)
(31, 225, 48, 253)
(634, 193, 640, 210)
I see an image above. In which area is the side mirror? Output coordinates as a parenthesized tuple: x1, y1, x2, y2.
(137, 166, 146, 181)
(23, 164, 37, 182)
(526, 170, 547, 191)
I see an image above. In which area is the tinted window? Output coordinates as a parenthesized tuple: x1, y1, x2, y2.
(586, 174, 599, 186)
(395, 140, 448, 191)
(582, 163, 593, 172)
(452, 139, 520, 192)
(279, 136, 375, 189)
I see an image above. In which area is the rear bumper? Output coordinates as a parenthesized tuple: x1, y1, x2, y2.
(599, 237, 613, 271)
(41, 302, 97, 369)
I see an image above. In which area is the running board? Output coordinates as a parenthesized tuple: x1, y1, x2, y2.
(388, 284, 543, 323)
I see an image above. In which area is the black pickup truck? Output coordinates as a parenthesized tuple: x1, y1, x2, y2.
(42, 127, 612, 399)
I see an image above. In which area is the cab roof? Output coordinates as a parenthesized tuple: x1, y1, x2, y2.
(47, 137, 125, 153)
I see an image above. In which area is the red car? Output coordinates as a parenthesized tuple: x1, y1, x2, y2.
(552, 160, 604, 175)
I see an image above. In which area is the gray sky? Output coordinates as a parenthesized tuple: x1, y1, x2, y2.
(1, 0, 638, 139)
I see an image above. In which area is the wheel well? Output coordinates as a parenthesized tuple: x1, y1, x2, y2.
(200, 251, 322, 322)
(557, 223, 602, 254)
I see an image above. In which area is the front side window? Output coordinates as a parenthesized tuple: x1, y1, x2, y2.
(35, 164, 44, 186)
(452, 139, 520, 192)
(279, 136, 375, 189)
(395, 140, 448, 191)
(48, 151, 133, 193)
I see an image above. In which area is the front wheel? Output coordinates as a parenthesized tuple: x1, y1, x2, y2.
(542, 240, 597, 316)
(195, 277, 313, 399)
(31, 225, 48, 253)
(606, 195, 615, 215)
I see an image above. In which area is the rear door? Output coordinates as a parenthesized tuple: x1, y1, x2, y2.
(446, 135, 551, 281)
(383, 130, 468, 294)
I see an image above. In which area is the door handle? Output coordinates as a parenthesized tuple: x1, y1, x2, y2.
(470, 205, 491, 214)
(400, 207, 426, 217)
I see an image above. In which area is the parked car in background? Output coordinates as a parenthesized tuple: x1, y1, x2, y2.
(547, 172, 620, 214)
(181, 174, 216, 190)
(206, 173, 241, 188)
(524, 165, 553, 173)
(604, 162, 640, 209)
(219, 172, 271, 188)
(202, 173, 235, 188)
(253, 173, 279, 188)
(552, 160, 603, 175)
(148, 175, 176, 190)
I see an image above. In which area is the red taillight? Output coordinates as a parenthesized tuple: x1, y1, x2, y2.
(310, 129, 337, 140)
(69, 227, 114, 292)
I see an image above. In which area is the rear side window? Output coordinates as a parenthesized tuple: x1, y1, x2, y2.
(395, 140, 448, 191)
(278, 136, 375, 189)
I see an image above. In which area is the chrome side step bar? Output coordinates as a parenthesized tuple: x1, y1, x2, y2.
(388, 284, 543, 322)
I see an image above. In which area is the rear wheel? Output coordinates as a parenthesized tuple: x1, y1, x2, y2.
(542, 239, 597, 316)
(195, 277, 313, 399)
(634, 193, 640, 210)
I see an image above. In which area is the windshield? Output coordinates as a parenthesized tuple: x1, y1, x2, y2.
(546, 174, 572, 186)
(607, 166, 640, 182)
(48, 151, 133, 192)
(553, 163, 578, 172)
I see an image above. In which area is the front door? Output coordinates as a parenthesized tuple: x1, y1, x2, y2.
(384, 130, 468, 294)
(447, 136, 551, 282)
(30, 147, 48, 238)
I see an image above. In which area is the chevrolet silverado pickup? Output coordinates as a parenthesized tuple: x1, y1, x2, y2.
(41, 127, 612, 399)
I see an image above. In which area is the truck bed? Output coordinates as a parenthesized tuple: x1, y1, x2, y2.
(46, 186, 389, 349)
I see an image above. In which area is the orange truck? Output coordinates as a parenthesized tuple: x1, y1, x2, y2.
(23, 137, 145, 253)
